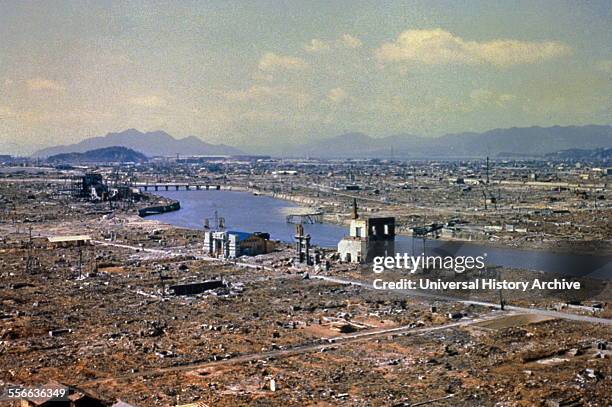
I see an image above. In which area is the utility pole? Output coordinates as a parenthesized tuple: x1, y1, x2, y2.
(158, 268, 166, 297)
(78, 246, 83, 279)
(488, 265, 504, 310)
(91, 245, 97, 274)
(25, 226, 34, 274)
(482, 190, 488, 211)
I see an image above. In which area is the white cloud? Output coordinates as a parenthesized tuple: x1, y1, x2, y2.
(239, 109, 284, 122)
(26, 78, 65, 91)
(304, 39, 331, 53)
(225, 85, 311, 105)
(128, 95, 166, 107)
(338, 34, 362, 49)
(498, 94, 517, 104)
(258, 52, 307, 71)
(376, 29, 572, 67)
(470, 88, 517, 107)
(327, 87, 348, 104)
(225, 85, 283, 101)
(304, 34, 363, 53)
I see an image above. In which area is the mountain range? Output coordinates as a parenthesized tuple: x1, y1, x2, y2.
(33, 129, 243, 157)
(31, 125, 612, 159)
(289, 125, 612, 158)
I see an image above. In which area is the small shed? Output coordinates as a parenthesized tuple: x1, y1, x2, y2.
(47, 235, 92, 248)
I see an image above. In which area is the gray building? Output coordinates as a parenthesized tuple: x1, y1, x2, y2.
(203, 230, 275, 258)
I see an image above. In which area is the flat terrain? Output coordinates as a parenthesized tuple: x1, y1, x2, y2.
(0, 167, 610, 406)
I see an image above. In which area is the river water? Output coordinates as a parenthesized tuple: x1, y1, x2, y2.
(146, 190, 610, 279)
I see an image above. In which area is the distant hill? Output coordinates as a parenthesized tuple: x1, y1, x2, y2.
(301, 132, 384, 157)
(33, 129, 243, 157)
(291, 125, 612, 158)
(32, 125, 611, 159)
(47, 146, 148, 163)
(545, 147, 612, 162)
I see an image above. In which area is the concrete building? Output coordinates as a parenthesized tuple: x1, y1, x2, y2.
(47, 235, 92, 248)
(294, 224, 312, 265)
(203, 230, 275, 258)
(80, 173, 106, 199)
(338, 200, 395, 263)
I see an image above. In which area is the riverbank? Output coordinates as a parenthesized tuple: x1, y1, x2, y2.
(137, 195, 181, 217)
(142, 187, 611, 267)
(234, 186, 611, 257)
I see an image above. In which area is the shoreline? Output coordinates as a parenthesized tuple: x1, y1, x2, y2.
(142, 187, 611, 257)
(138, 199, 181, 217)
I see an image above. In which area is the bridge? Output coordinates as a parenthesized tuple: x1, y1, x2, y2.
(412, 223, 444, 237)
(286, 211, 323, 224)
(134, 182, 222, 191)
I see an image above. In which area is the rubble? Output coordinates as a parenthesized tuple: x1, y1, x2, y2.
(0, 159, 610, 405)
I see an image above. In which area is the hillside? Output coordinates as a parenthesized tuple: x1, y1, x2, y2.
(545, 147, 612, 162)
(47, 146, 148, 163)
(32, 125, 611, 159)
(33, 129, 243, 157)
(289, 125, 612, 158)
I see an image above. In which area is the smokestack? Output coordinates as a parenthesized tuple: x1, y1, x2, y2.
(352, 198, 358, 220)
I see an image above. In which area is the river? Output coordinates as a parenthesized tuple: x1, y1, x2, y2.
(146, 190, 610, 279)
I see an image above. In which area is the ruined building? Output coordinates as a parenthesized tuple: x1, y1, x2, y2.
(203, 230, 275, 258)
(294, 224, 312, 265)
(338, 199, 395, 263)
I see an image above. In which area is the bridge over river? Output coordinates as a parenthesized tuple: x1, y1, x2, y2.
(134, 182, 221, 191)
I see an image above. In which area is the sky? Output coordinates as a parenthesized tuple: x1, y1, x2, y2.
(0, 0, 610, 155)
